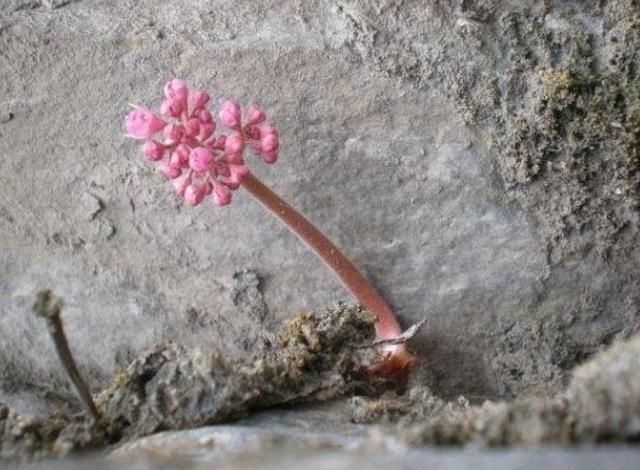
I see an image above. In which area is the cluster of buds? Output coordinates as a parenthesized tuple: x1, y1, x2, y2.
(124, 79, 279, 206)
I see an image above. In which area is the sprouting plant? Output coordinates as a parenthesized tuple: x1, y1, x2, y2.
(124, 79, 415, 376)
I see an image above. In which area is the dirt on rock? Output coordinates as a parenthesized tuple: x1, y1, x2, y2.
(2, 306, 640, 461)
(352, 333, 640, 446)
(0, 304, 383, 461)
(98, 304, 381, 440)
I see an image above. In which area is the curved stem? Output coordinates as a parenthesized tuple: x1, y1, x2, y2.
(241, 173, 414, 369)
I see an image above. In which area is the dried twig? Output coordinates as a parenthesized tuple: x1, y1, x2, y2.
(369, 317, 428, 348)
(32, 290, 101, 422)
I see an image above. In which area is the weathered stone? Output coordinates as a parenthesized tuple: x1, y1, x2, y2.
(0, 305, 382, 460)
(567, 334, 640, 441)
(395, 333, 640, 447)
(0, 0, 638, 430)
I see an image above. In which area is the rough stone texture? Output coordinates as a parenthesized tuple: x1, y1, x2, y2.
(0, 405, 107, 461)
(349, 385, 460, 425)
(111, 446, 640, 470)
(8, 440, 640, 470)
(392, 333, 640, 446)
(1, 0, 639, 417)
(568, 333, 640, 440)
(0, 305, 383, 461)
(97, 304, 380, 441)
(2, 330, 640, 463)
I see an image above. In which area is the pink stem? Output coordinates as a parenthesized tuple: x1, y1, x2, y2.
(241, 172, 404, 343)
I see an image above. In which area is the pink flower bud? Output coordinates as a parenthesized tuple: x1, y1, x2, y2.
(197, 109, 213, 124)
(163, 123, 184, 143)
(198, 123, 215, 141)
(228, 163, 249, 185)
(184, 184, 207, 206)
(261, 133, 279, 153)
(224, 133, 245, 156)
(124, 105, 166, 139)
(159, 163, 181, 179)
(219, 163, 248, 189)
(184, 118, 200, 138)
(174, 144, 191, 161)
(212, 184, 232, 206)
(141, 140, 165, 161)
(261, 124, 278, 137)
(172, 172, 191, 196)
(219, 177, 239, 190)
(246, 105, 266, 125)
(160, 98, 183, 117)
(164, 79, 189, 102)
(189, 147, 214, 172)
(219, 100, 242, 130)
(170, 146, 189, 168)
(190, 90, 210, 111)
(261, 150, 279, 164)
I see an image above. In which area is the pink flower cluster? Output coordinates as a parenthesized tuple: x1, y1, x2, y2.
(124, 79, 279, 206)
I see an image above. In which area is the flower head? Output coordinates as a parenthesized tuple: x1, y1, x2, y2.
(124, 80, 279, 206)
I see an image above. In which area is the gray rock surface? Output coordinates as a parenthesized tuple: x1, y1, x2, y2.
(9, 441, 640, 470)
(1, 0, 638, 417)
(109, 446, 640, 470)
(394, 333, 640, 446)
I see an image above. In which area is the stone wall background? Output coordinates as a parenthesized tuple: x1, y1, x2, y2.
(1, 0, 638, 414)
